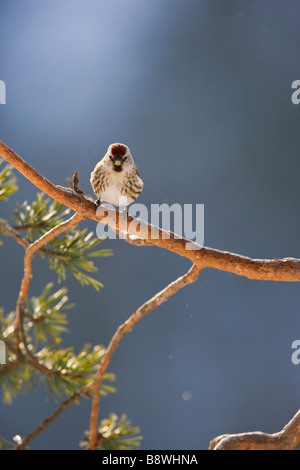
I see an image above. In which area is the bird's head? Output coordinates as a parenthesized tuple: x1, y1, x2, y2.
(107, 143, 132, 172)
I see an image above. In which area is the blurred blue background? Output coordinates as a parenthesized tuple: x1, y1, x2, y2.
(0, 0, 299, 450)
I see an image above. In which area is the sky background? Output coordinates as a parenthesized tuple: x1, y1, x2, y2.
(0, 0, 299, 450)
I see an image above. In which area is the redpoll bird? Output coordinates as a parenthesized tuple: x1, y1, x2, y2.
(90, 143, 143, 207)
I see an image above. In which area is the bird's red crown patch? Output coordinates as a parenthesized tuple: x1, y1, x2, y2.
(111, 144, 127, 156)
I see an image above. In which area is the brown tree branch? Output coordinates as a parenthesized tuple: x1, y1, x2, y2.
(14, 212, 85, 374)
(87, 263, 202, 449)
(0, 140, 299, 282)
(14, 213, 84, 332)
(209, 409, 300, 450)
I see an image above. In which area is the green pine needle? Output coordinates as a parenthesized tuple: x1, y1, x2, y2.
(80, 413, 143, 450)
(24, 282, 73, 347)
(12, 192, 71, 239)
(12, 192, 113, 289)
(38, 344, 116, 401)
(0, 158, 18, 202)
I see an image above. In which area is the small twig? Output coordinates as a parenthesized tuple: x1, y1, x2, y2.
(0, 359, 23, 374)
(87, 263, 202, 450)
(209, 409, 300, 450)
(72, 171, 84, 194)
(0, 220, 86, 261)
(11, 222, 48, 232)
(14, 388, 87, 450)
(0, 221, 30, 249)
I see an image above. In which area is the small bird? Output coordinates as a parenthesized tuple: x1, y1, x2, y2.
(90, 143, 143, 207)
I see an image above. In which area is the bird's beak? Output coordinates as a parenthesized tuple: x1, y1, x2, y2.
(114, 159, 122, 167)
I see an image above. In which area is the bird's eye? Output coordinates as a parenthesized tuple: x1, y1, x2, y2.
(124, 156, 128, 161)
(109, 155, 113, 160)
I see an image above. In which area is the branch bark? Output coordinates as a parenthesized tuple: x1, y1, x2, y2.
(1, 140, 299, 282)
(209, 409, 300, 450)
